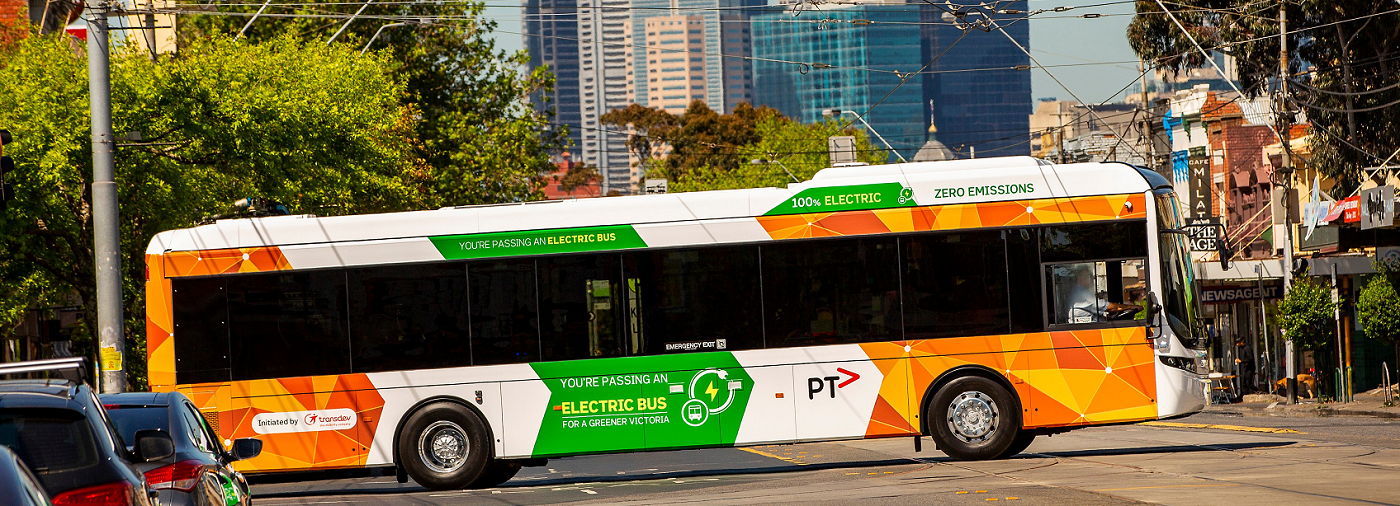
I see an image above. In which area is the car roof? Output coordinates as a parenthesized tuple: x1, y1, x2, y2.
(98, 391, 170, 406)
(0, 381, 85, 410)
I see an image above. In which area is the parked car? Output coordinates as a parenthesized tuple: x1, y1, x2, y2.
(0, 444, 53, 505)
(101, 391, 262, 506)
(0, 358, 163, 506)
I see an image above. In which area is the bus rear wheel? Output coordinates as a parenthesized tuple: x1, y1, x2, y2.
(928, 375, 1020, 460)
(397, 402, 490, 490)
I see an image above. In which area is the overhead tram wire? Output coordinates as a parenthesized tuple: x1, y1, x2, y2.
(935, 1, 1145, 161)
(1147, 0, 1281, 141)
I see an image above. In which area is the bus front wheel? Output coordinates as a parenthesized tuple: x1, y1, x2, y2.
(928, 376, 1020, 460)
(397, 402, 490, 490)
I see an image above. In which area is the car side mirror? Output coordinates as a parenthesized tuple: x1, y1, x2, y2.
(135, 430, 175, 463)
(231, 438, 263, 461)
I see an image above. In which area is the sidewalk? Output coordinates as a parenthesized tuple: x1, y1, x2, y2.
(1206, 393, 1400, 419)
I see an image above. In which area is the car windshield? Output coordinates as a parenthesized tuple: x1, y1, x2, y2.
(0, 409, 100, 474)
(104, 406, 169, 449)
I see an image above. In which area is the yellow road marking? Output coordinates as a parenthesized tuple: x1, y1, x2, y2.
(1140, 421, 1304, 434)
(738, 447, 808, 465)
(1094, 483, 1239, 492)
(956, 491, 969, 494)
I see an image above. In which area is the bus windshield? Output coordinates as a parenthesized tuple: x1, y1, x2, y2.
(1155, 190, 1204, 346)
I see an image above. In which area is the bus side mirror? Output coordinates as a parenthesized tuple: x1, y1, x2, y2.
(1145, 292, 1163, 339)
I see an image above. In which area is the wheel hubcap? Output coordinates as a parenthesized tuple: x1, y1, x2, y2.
(418, 421, 469, 473)
(947, 391, 999, 443)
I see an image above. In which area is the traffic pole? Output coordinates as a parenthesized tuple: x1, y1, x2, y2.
(87, 0, 126, 393)
(1279, 2, 1297, 405)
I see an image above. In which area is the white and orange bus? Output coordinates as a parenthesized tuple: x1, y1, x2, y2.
(145, 156, 1207, 490)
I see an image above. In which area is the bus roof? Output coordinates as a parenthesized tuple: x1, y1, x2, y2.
(146, 157, 1158, 258)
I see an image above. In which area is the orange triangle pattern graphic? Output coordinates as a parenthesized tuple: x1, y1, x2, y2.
(175, 373, 385, 472)
(860, 327, 1158, 435)
(758, 194, 1146, 240)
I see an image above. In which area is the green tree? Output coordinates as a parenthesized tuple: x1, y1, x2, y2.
(1128, 1, 1400, 196)
(675, 116, 887, 192)
(1277, 274, 1339, 352)
(0, 33, 421, 388)
(602, 102, 886, 192)
(1357, 259, 1400, 370)
(602, 101, 781, 187)
(181, 0, 567, 205)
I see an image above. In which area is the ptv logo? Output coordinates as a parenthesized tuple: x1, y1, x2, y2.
(807, 368, 860, 399)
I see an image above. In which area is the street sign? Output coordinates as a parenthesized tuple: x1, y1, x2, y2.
(828, 136, 857, 165)
(1360, 185, 1394, 230)
(1183, 217, 1221, 252)
(644, 179, 668, 195)
(1187, 146, 1211, 218)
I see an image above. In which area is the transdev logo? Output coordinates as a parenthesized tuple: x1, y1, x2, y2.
(251, 409, 357, 434)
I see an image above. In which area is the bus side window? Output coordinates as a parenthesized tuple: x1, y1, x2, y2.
(469, 259, 541, 365)
(538, 254, 626, 361)
(347, 262, 471, 373)
(172, 276, 232, 384)
(624, 245, 764, 355)
(1006, 228, 1044, 334)
(1044, 259, 1148, 326)
(900, 231, 1009, 339)
(227, 270, 352, 381)
(761, 237, 901, 347)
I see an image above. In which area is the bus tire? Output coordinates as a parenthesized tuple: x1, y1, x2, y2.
(397, 402, 490, 490)
(928, 375, 1019, 460)
(470, 459, 522, 489)
(997, 433, 1036, 458)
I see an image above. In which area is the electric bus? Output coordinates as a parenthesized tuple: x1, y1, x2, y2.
(144, 156, 1207, 489)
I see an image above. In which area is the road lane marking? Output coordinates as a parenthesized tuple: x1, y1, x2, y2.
(1140, 421, 1305, 434)
(1093, 483, 1239, 492)
(739, 446, 809, 465)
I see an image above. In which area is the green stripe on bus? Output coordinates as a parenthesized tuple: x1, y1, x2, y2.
(429, 224, 648, 260)
(529, 353, 753, 456)
(764, 182, 917, 216)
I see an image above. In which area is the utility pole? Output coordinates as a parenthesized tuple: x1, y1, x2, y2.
(1278, 2, 1297, 405)
(88, 0, 126, 393)
(1140, 59, 1154, 169)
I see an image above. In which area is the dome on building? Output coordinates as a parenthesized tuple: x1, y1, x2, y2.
(912, 138, 955, 162)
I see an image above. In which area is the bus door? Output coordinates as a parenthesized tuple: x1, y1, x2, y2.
(532, 254, 644, 455)
(619, 248, 777, 450)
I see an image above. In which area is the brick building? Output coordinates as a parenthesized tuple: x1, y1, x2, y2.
(1201, 93, 1277, 259)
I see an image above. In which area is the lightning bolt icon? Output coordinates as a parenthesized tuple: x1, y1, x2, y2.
(705, 381, 718, 401)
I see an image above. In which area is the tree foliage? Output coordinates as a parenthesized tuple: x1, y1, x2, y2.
(1277, 273, 1339, 351)
(601, 101, 886, 192)
(0, 33, 421, 388)
(181, 0, 568, 204)
(1128, 0, 1400, 196)
(1358, 259, 1400, 367)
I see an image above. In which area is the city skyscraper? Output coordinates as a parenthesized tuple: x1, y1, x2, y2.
(751, 4, 926, 161)
(524, 0, 582, 158)
(752, 3, 1031, 160)
(920, 3, 1031, 158)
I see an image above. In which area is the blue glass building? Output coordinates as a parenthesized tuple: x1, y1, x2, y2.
(752, 3, 1031, 160)
(920, 3, 1031, 157)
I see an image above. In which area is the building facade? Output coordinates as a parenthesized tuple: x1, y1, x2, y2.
(751, 3, 1030, 161)
(751, 4, 926, 161)
(919, 3, 1030, 158)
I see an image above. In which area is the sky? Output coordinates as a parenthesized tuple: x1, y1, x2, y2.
(478, 0, 1146, 106)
